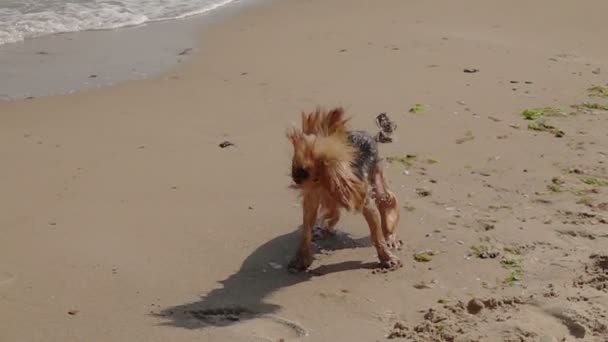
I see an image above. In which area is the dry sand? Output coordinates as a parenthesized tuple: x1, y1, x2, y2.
(1, 0, 608, 341)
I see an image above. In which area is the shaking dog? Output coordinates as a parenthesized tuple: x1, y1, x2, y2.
(286, 107, 402, 271)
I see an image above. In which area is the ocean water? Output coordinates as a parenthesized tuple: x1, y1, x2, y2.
(0, 0, 237, 46)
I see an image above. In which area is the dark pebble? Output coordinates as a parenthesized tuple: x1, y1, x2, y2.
(219, 141, 235, 148)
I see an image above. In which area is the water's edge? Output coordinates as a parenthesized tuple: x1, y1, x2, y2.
(0, 0, 238, 46)
(0, 0, 262, 101)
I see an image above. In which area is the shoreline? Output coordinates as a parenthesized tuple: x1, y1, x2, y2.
(0, 0, 262, 101)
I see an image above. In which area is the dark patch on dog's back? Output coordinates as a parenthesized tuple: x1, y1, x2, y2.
(347, 130, 379, 182)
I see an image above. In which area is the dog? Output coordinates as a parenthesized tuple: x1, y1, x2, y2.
(286, 107, 402, 271)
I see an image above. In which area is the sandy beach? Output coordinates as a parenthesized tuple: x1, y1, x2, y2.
(1, 0, 608, 341)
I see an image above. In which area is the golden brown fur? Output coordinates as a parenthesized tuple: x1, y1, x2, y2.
(286, 107, 402, 271)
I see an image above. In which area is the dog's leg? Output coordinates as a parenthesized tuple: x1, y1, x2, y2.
(373, 167, 402, 250)
(315, 202, 340, 240)
(288, 192, 319, 272)
(362, 199, 402, 269)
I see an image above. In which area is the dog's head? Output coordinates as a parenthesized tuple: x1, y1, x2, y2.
(286, 128, 318, 186)
(286, 107, 367, 209)
(286, 107, 353, 188)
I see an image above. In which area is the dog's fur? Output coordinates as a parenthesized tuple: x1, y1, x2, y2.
(286, 107, 402, 271)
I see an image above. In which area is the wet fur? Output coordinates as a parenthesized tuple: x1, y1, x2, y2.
(286, 107, 402, 271)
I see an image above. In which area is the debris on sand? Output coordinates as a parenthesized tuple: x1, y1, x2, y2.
(588, 85, 608, 97)
(413, 280, 436, 289)
(581, 102, 608, 111)
(581, 177, 608, 186)
(469, 244, 500, 259)
(218, 141, 235, 148)
(415, 188, 432, 197)
(178, 48, 193, 56)
(501, 259, 524, 286)
(558, 210, 608, 225)
(414, 250, 437, 262)
(527, 120, 565, 137)
(386, 155, 417, 168)
(374, 113, 397, 143)
(521, 107, 563, 120)
(463, 68, 479, 73)
(466, 298, 484, 314)
(409, 104, 424, 113)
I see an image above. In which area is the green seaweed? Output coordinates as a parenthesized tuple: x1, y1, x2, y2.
(386, 155, 417, 168)
(521, 107, 562, 120)
(527, 120, 564, 137)
(501, 259, 524, 286)
(409, 104, 424, 113)
(547, 184, 562, 193)
(588, 86, 608, 97)
(582, 102, 608, 110)
(414, 251, 435, 262)
(581, 177, 608, 186)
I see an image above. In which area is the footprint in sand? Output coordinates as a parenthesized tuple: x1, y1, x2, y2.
(189, 307, 307, 342)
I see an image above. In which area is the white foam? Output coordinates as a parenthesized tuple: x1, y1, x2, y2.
(0, 0, 238, 46)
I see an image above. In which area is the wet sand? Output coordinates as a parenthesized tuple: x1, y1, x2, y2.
(1, 0, 608, 341)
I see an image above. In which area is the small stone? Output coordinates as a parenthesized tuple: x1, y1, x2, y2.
(177, 48, 192, 56)
(218, 141, 235, 148)
(466, 298, 484, 314)
(68, 310, 79, 316)
(415, 188, 431, 197)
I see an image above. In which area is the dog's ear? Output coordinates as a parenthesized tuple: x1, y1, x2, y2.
(286, 126, 303, 148)
(301, 109, 319, 135)
(325, 107, 348, 134)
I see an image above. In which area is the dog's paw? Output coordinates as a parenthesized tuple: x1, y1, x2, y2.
(378, 254, 403, 271)
(287, 253, 313, 273)
(312, 225, 336, 241)
(385, 234, 403, 250)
